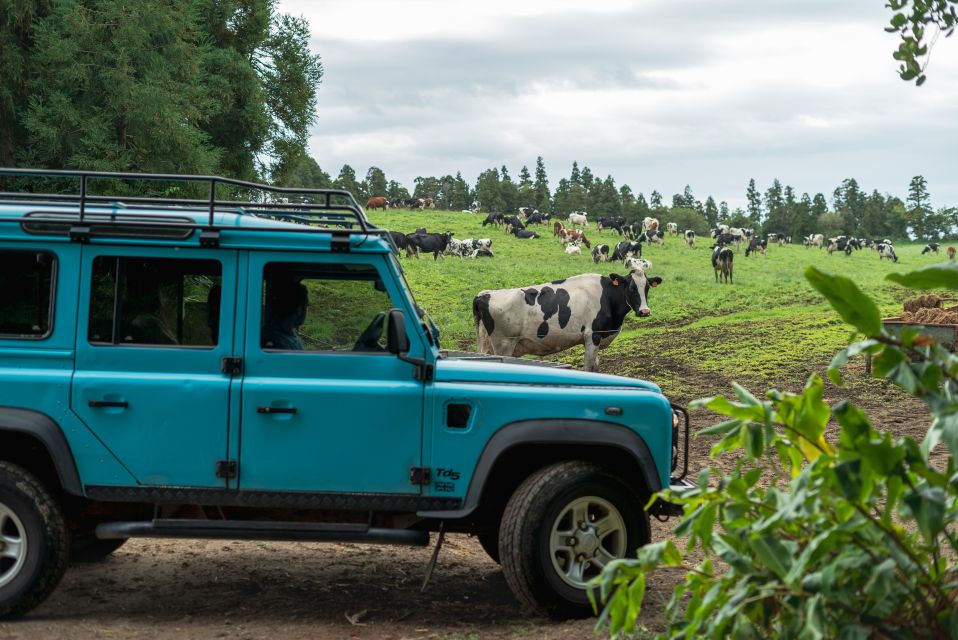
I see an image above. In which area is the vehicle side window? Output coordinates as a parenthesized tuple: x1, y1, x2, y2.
(0, 250, 56, 339)
(88, 257, 222, 347)
(261, 262, 394, 353)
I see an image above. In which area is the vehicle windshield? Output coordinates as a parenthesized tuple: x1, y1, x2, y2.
(388, 254, 440, 348)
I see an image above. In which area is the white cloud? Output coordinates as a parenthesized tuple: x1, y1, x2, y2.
(282, 0, 958, 209)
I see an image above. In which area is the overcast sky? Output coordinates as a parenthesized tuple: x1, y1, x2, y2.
(280, 0, 957, 210)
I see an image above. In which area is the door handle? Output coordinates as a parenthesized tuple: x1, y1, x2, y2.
(89, 400, 129, 409)
(256, 406, 297, 415)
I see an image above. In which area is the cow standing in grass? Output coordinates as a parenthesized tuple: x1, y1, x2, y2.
(712, 245, 734, 284)
(685, 230, 696, 248)
(473, 270, 663, 372)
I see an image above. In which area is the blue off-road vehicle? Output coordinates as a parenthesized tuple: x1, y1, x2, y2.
(0, 168, 690, 619)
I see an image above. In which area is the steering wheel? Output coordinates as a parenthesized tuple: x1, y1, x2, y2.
(353, 311, 387, 351)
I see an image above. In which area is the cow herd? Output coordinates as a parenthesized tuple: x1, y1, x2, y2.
(378, 202, 949, 371)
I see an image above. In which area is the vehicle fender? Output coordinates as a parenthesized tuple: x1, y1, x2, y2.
(0, 406, 83, 495)
(417, 419, 660, 519)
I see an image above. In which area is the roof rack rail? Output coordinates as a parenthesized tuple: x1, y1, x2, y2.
(0, 167, 373, 233)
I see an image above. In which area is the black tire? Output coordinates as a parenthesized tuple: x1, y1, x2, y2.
(70, 534, 127, 563)
(0, 462, 70, 619)
(498, 461, 650, 618)
(476, 529, 500, 565)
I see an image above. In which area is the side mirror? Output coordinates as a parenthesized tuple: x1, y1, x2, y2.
(387, 308, 410, 354)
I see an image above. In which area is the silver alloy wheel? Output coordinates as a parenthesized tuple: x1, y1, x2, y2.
(549, 496, 627, 589)
(0, 501, 28, 589)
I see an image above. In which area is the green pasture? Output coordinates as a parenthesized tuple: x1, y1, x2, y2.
(369, 209, 947, 391)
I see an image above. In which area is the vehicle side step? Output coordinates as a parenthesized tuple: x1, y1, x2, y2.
(96, 519, 429, 546)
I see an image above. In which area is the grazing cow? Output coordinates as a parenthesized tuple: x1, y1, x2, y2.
(666, 222, 678, 236)
(569, 212, 588, 227)
(565, 242, 582, 255)
(623, 222, 643, 240)
(560, 229, 591, 248)
(611, 241, 642, 261)
(642, 217, 660, 232)
(406, 231, 453, 260)
(365, 196, 388, 211)
(504, 215, 525, 232)
(641, 230, 665, 246)
(389, 198, 405, 209)
(728, 228, 747, 246)
(422, 198, 435, 209)
(518, 206, 539, 217)
(827, 236, 856, 256)
(877, 243, 898, 262)
(803, 233, 824, 249)
(714, 233, 737, 247)
(512, 227, 540, 239)
(745, 237, 767, 257)
(711, 225, 730, 238)
(473, 270, 663, 372)
(712, 245, 734, 284)
(592, 244, 610, 263)
(482, 212, 504, 227)
(685, 230, 696, 248)
(922, 243, 941, 255)
(768, 232, 786, 246)
(553, 221, 565, 237)
(949, 246, 956, 261)
(526, 212, 548, 225)
(388, 230, 409, 255)
(624, 257, 652, 272)
(404, 198, 425, 210)
(597, 217, 626, 234)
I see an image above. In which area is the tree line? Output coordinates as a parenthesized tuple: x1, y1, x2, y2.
(1, 0, 322, 183)
(282, 154, 957, 242)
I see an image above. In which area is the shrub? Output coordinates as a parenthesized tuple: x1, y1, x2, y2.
(593, 264, 958, 639)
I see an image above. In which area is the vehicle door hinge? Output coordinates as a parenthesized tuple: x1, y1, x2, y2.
(410, 467, 431, 486)
(331, 235, 351, 253)
(415, 363, 434, 382)
(221, 357, 242, 376)
(215, 460, 237, 479)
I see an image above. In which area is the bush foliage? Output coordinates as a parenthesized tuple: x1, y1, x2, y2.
(594, 264, 958, 638)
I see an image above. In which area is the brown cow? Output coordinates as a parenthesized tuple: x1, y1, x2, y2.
(561, 228, 591, 248)
(949, 246, 956, 261)
(422, 198, 435, 209)
(553, 221, 565, 237)
(365, 196, 388, 211)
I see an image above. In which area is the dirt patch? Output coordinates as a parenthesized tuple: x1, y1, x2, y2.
(0, 325, 938, 639)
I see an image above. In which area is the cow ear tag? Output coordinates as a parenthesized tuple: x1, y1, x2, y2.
(612, 278, 620, 286)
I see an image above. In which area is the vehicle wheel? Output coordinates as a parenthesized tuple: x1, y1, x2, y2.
(0, 462, 70, 619)
(70, 533, 127, 563)
(476, 529, 500, 565)
(499, 461, 650, 618)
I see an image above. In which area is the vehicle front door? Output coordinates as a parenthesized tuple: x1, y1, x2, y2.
(238, 252, 426, 495)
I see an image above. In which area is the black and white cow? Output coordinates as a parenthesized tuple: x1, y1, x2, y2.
(518, 206, 539, 217)
(666, 222, 678, 236)
(877, 243, 898, 262)
(592, 244, 611, 263)
(922, 243, 940, 255)
(473, 270, 663, 372)
(712, 245, 734, 284)
(511, 226, 540, 239)
(641, 230, 665, 246)
(504, 215, 525, 232)
(767, 232, 787, 246)
(447, 238, 493, 258)
(611, 241, 642, 261)
(405, 198, 425, 210)
(388, 231, 409, 255)
(482, 212, 504, 227)
(803, 233, 824, 248)
(406, 231, 453, 259)
(597, 217, 626, 234)
(526, 212, 549, 225)
(624, 222, 643, 240)
(685, 230, 696, 248)
(745, 237, 767, 257)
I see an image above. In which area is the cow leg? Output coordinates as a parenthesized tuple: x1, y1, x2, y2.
(583, 341, 600, 372)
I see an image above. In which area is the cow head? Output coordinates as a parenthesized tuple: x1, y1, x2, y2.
(610, 271, 661, 318)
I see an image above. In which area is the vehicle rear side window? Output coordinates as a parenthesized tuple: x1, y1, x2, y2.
(0, 250, 56, 339)
(88, 257, 222, 347)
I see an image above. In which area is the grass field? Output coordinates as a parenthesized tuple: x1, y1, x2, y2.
(370, 208, 944, 397)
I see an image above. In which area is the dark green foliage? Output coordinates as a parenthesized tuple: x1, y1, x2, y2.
(2, 0, 321, 181)
(595, 265, 958, 639)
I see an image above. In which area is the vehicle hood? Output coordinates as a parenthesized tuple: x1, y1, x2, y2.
(434, 357, 661, 392)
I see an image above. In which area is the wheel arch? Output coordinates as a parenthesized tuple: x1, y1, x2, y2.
(417, 419, 662, 521)
(0, 407, 83, 496)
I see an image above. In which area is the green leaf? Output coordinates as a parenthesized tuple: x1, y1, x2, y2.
(903, 485, 947, 541)
(748, 534, 793, 579)
(886, 262, 958, 289)
(806, 267, 882, 336)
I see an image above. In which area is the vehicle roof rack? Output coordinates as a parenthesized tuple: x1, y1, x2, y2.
(0, 168, 393, 248)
